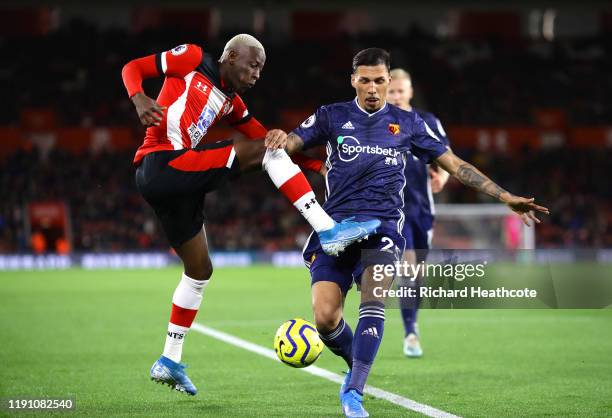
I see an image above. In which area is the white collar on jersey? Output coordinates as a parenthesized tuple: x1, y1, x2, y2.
(353, 97, 388, 117)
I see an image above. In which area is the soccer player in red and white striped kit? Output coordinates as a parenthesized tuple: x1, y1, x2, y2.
(121, 34, 380, 395)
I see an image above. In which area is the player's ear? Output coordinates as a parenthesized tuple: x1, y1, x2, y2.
(350, 74, 356, 88)
(228, 50, 239, 64)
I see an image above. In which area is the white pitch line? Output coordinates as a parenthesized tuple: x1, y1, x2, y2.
(191, 323, 461, 418)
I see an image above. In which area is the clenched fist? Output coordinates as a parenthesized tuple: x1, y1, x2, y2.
(131, 93, 167, 127)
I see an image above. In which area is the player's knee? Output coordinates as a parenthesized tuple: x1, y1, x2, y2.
(185, 257, 213, 281)
(234, 138, 266, 172)
(200, 257, 213, 280)
(313, 304, 341, 333)
(202, 260, 213, 280)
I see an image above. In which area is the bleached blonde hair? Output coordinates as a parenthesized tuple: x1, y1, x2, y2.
(219, 34, 265, 62)
(390, 68, 412, 85)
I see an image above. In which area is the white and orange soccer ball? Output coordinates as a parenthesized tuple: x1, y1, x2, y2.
(274, 318, 323, 368)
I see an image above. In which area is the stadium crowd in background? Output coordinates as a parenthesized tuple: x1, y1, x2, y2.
(3, 21, 612, 127)
(0, 146, 609, 253)
(1, 19, 610, 253)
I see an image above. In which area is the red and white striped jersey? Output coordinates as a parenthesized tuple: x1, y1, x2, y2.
(123, 44, 267, 165)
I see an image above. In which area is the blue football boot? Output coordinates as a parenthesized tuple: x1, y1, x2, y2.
(150, 355, 197, 396)
(319, 218, 381, 256)
(340, 368, 352, 398)
(341, 389, 369, 417)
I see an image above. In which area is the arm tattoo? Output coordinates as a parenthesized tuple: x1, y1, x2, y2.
(455, 162, 508, 200)
(285, 133, 305, 155)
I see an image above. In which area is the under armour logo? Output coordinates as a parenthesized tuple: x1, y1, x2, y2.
(304, 198, 316, 210)
(194, 81, 208, 93)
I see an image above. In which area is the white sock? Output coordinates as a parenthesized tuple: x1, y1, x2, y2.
(163, 323, 189, 363)
(262, 148, 334, 232)
(162, 273, 209, 363)
(293, 191, 335, 232)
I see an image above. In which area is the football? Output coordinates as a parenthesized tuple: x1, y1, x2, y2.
(274, 318, 324, 368)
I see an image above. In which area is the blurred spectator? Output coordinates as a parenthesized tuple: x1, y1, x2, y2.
(55, 237, 70, 254)
(31, 230, 47, 254)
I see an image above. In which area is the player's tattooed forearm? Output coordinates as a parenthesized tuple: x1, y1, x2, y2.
(455, 162, 508, 199)
(285, 133, 305, 154)
(287, 133, 302, 142)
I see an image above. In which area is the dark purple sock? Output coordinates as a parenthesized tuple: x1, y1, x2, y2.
(401, 306, 417, 336)
(347, 359, 371, 394)
(399, 278, 420, 336)
(348, 302, 385, 394)
(318, 318, 353, 368)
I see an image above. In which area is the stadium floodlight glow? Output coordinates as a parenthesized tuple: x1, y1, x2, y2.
(543, 9, 556, 41)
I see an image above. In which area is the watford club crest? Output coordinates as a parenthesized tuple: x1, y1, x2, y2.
(388, 123, 400, 135)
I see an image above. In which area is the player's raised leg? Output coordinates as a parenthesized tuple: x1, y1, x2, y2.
(232, 137, 381, 256)
(150, 229, 213, 395)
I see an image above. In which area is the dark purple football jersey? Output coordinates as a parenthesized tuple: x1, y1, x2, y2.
(402, 109, 451, 223)
(293, 99, 447, 230)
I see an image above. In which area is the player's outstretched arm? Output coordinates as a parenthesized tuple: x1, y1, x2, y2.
(435, 149, 550, 226)
(430, 166, 450, 193)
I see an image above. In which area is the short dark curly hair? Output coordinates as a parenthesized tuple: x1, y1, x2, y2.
(352, 48, 391, 73)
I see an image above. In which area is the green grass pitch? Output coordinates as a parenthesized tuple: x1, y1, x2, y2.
(1, 266, 611, 417)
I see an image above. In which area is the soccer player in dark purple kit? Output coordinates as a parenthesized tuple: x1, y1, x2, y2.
(284, 48, 548, 417)
(387, 68, 452, 358)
